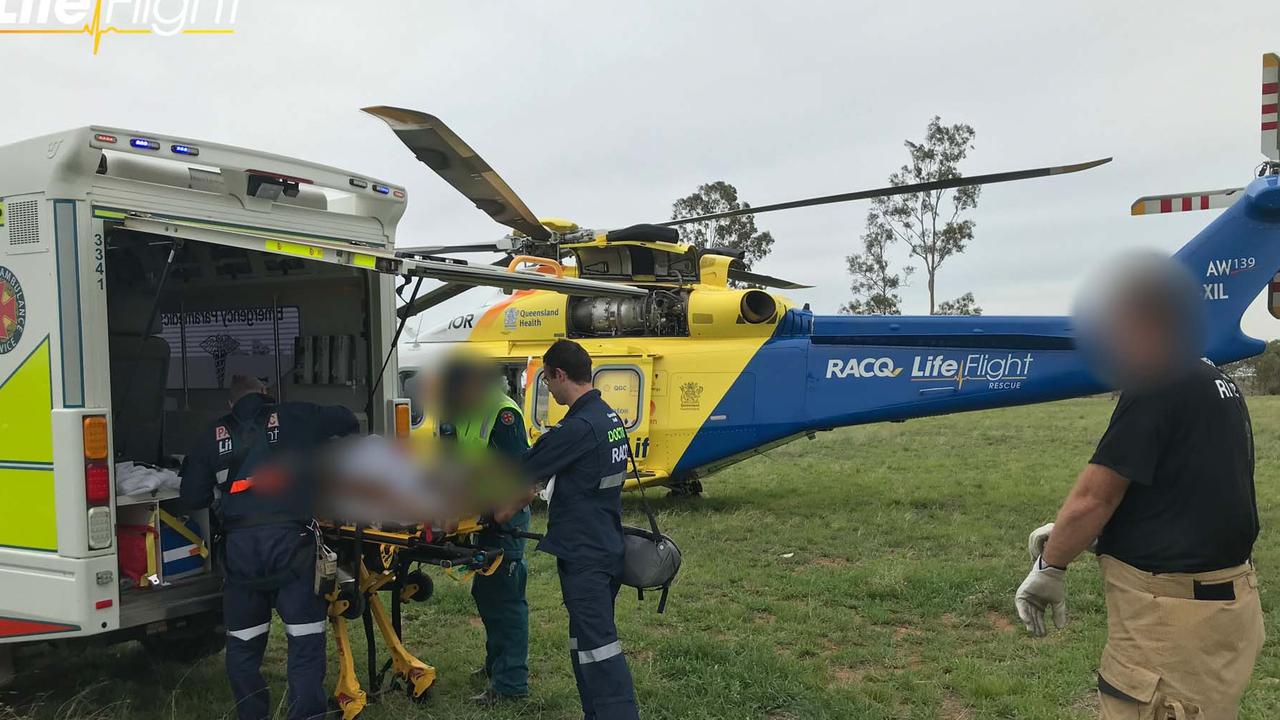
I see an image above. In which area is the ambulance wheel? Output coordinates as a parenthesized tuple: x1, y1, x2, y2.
(0, 645, 15, 689)
(140, 614, 224, 663)
(338, 586, 366, 621)
(402, 571, 433, 603)
(665, 477, 703, 498)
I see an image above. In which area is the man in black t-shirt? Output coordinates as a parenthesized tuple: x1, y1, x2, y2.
(1089, 360, 1259, 573)
(1015, 261, 1264, 719)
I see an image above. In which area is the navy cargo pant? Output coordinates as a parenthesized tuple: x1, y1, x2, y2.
(472, 506, 531, 696)
(222, 524, 327, 720)
(557, 556, 640, 720)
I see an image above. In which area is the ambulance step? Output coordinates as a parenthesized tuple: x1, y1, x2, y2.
(119, 575, 222, 628)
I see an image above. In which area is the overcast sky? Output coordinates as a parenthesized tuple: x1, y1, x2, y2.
(6, 1, 1280, 339)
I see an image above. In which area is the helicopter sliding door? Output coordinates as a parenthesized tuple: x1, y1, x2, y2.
(525, 354, 655, 481)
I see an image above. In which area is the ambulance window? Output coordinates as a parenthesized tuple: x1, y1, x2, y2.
(594, 367, 641, 429)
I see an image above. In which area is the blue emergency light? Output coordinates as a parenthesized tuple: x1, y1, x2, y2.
(130, 138, 160, 151)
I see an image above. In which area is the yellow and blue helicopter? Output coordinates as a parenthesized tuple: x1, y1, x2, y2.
(383, 53, 1280, 495)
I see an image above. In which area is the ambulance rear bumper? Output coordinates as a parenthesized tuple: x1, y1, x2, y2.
(0, 547, 120, 643)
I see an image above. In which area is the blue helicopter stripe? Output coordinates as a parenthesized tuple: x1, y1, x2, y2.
(675, 174, 1280, 478)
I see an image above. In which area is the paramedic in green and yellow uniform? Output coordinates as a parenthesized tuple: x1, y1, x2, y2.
(439, 360, 532, 705)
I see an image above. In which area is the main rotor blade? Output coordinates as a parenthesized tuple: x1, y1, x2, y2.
(660, 158, 1112, 227)
(727, 267, 813, 289)
(364, 106, 553, 241)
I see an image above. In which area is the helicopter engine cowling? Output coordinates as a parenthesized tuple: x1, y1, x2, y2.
(568, 290, 689, 337)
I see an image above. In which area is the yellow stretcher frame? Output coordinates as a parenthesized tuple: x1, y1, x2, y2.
(320, 520, 506, 719)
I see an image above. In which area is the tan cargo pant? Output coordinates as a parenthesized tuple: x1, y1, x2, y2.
(1097, 555, 1264, 720)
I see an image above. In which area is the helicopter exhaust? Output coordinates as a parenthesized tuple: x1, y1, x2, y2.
(740, 290, 778, 324)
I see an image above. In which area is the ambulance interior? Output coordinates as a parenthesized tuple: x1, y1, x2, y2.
(103, 226, 378, 609)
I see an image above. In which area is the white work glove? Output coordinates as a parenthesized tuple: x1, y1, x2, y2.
(1015, 556, 1068, 637)
(537, 476, 556, 504)
(1027, 522, 1055, 560)
(1026, 521, 1098, 560)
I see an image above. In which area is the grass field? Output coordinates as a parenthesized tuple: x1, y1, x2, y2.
(4, 396, 1279, 719)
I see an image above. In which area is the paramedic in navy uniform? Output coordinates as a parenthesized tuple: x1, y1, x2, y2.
(177, 375, 358, 720)
(521, 340, 641, 720)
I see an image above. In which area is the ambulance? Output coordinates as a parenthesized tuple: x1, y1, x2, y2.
(0, 125, 641, 683)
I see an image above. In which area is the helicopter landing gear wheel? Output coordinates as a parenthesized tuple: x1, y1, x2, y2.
(665, 476, 703, 499)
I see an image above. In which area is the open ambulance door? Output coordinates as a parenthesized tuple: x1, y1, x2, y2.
(113, 212, 645, 428)
(119, 214, 646, 297)
(524, 353, 665, 489)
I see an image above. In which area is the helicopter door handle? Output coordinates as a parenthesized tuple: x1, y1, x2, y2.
(508, 256, 564, 277)
(918, 386, 957, 396)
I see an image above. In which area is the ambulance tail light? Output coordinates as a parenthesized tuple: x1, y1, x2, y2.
(83, 415, 109, 462)
(394, 402, 411, 439)
(85, 464, 110, 506)
(83, 415, 113, 550)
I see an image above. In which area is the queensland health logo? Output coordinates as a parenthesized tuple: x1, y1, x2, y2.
(0, 0, 240, 55)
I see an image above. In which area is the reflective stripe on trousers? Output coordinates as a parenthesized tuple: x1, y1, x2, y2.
(578, 640, 623, 665)
(227, 622, 270, 642)
(284, 620, 326, 637)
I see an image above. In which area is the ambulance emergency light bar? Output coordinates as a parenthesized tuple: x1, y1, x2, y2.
(89, 126, 409, 234)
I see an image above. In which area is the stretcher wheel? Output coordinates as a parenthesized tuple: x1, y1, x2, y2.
(337, 585, 366, 620)
(329, 697, 363, 720)
(401, 570, 433, 603)
(408, 682, 433, 703)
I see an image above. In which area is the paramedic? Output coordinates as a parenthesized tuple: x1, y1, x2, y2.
(521, 340, 640, 720)
(437, 359, 532, 705)
(177, 375, 359, 720)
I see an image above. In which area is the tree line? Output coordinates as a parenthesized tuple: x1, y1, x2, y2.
(670, 117, 983, 315)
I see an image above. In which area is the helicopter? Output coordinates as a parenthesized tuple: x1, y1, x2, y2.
(383, 53, 1280, 496)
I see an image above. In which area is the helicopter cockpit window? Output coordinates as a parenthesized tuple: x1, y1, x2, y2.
(533, 373, 552, 427)
(532, 365, 643, 430)
(400, 370, 424, 426)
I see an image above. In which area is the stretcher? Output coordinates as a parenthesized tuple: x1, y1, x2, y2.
(319, 519, 505, 720)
